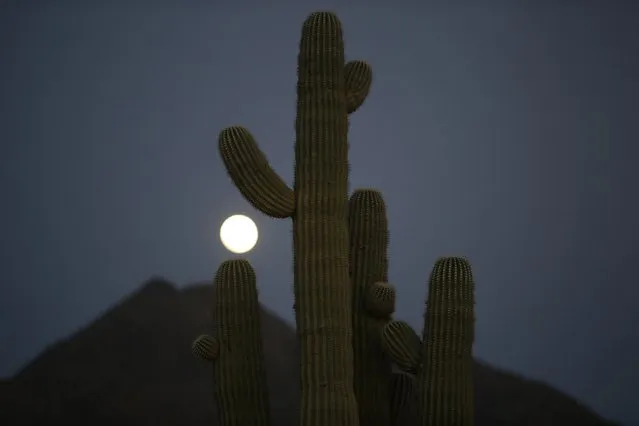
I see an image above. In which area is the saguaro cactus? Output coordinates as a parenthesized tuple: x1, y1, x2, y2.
(348, 189, 395, 426)
(217, 11, 372, 426)
(419, 257, 475, 426)
(191, 260, 271, 426)
(381, 257, 476, 426)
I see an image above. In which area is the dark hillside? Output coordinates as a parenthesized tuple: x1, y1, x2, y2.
(0, 277, 618, 426)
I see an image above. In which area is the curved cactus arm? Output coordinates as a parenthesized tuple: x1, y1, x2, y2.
(192, 334, 220, 362)
(381, 320, 421, 374)
(345, 60, 373, 113)
(218, 126, 294, 218)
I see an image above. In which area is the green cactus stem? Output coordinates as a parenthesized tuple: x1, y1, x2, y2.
(349, 189, 393, 426)
(379, 257, 476, 426)
(218, 11, 373, 426)
(191, 334, 219, 361)
(419, 257, 475, 426)
(344, 61, 373, 113)
(210, 259, 271, 426)
(381, 320, 421, 374)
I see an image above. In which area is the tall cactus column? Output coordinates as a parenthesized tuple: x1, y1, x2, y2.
(191, 260, 271, 426)
(348, 189, 394, 426)
(293, 13, 355, 426)
(217, 11, 373, 426)
(419, 258, 475, 426)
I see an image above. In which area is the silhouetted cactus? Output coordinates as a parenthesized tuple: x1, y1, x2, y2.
(348, 189, 394, 426)
(381, 257, 476, 426)
(192, 260, 271, 426)
(217, 11, 372, 426)
(206, 9, 477, 426)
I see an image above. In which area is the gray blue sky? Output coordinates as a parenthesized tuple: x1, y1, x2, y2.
(1, 1, 637, 424)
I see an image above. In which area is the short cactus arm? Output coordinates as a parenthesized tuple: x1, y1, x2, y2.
(218, 126, 294, 218)
(381, 320, 421, 374)
(345, 60, 373, 113)
(192, 334, 219, 361)
(365, 281, 396, 319)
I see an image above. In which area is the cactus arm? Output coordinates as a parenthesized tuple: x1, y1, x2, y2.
(363, 282, 396, 346)
(381, 320, 421, 374)
(211, 260, 271, 426)
(344, 60, 373, 114)
(348, 189, 392, 426)
(216, 63, 371, 220)
(219, 126, 294, 219)
(364, 281, 395, 318)
(191, 334, 219, 361)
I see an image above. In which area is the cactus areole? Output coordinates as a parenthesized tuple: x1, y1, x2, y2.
(218, 11, 372, 426)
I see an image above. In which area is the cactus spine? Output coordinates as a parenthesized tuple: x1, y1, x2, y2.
(217, 11, 372, 426)
(192, 260, 271, 426)
(348, 189, 394, 426)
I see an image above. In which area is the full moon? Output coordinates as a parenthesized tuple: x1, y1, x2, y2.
(219, 214, 259, 254)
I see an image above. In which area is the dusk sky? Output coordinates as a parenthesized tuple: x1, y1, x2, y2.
(1, 1, 637, 424)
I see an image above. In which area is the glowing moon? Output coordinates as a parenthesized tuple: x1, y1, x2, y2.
(219, 214, 259, 254)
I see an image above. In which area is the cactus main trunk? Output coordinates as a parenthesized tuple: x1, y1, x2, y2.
(293, 12, 358, 426)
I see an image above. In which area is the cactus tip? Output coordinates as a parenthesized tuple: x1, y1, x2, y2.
(365, 281, 396, 318)
(191, 334, 219, 362)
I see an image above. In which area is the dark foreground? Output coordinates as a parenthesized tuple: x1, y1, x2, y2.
(0, 278, 619, 426)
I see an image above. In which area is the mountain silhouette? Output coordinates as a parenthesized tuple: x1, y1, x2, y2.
(0, 277, 619, 426)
